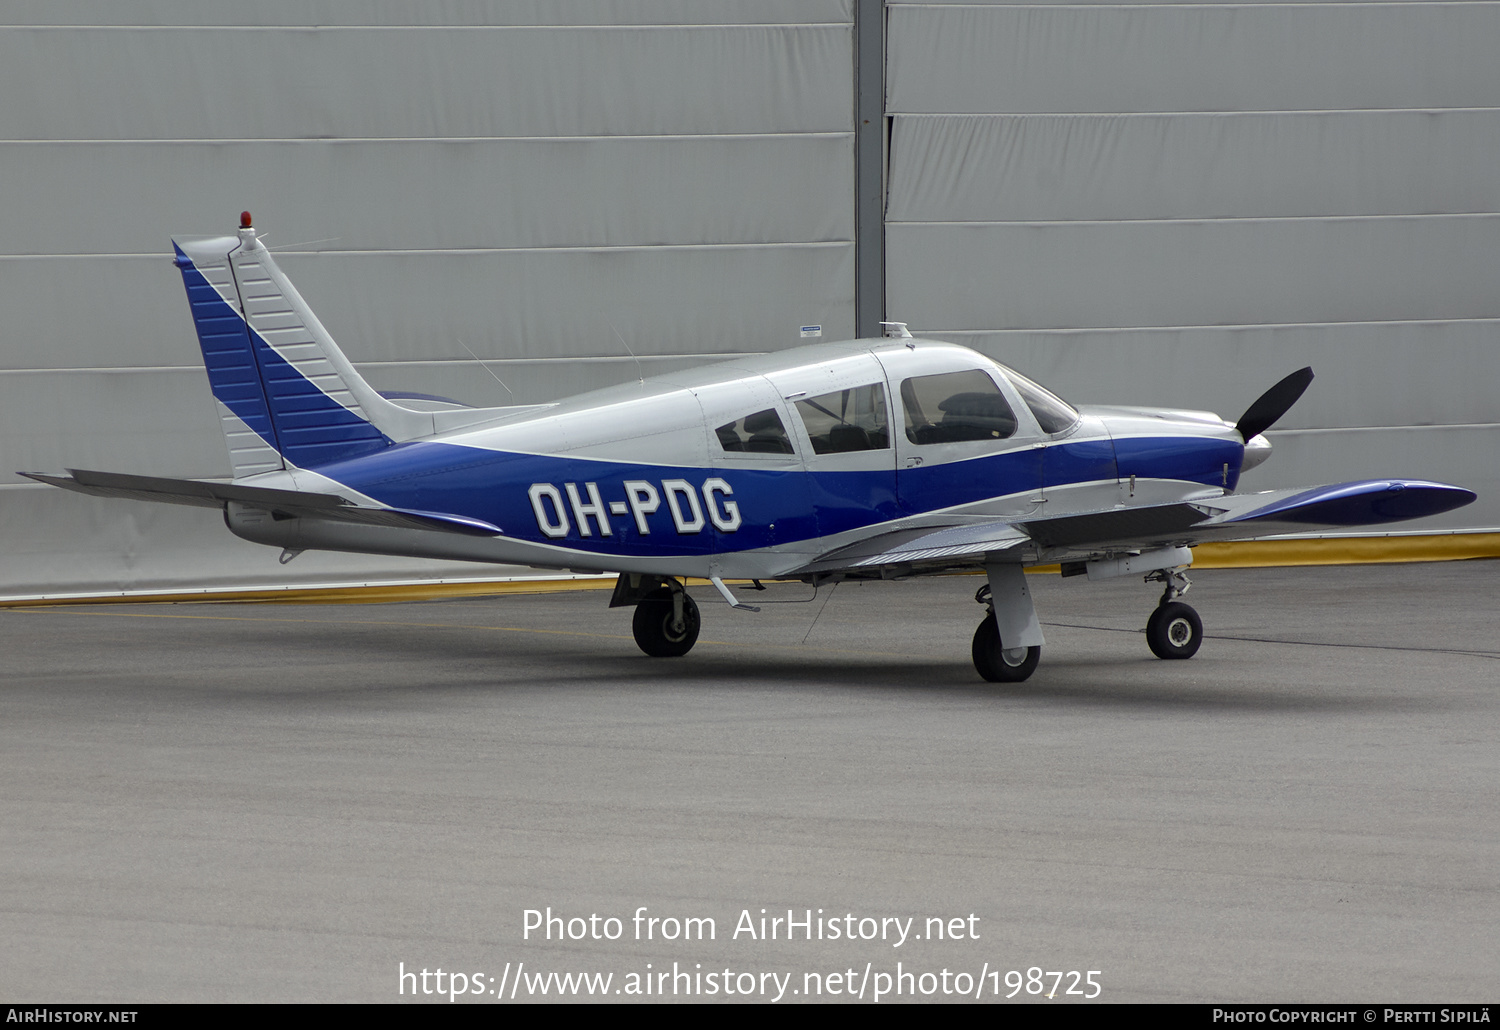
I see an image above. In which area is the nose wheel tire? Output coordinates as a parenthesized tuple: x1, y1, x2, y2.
(972, 616, 1040, 683)
(1146, 601, 1202, 660)
(632, 590, 701, 657)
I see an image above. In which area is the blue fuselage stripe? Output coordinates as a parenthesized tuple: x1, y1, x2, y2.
(310, 435, 1239, 557)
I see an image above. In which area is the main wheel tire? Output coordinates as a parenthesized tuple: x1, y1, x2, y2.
(971, 616, 1040, 683)
(1146, 601, 1203, 660)
(632, 590, 701, 657)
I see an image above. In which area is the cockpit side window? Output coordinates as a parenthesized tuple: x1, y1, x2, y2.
(715, 408, 795, 454)
(793, 383, 890, 455)
(900, 370, 1017, 445)
(1007, 371, 1080, 435)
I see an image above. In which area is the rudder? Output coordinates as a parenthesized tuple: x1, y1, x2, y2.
(173, 215, 431, 476)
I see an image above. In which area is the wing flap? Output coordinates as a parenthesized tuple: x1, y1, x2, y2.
(1017, 502, 1219, 549)
(791, 520, 1029, 576)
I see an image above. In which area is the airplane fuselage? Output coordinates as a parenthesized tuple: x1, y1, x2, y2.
(226, 339, 1247, 581)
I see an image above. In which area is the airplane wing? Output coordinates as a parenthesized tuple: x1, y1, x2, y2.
(20, 469, 503, 536)
(792, 519, 1032, 575)
(791, 479, 1475, 577)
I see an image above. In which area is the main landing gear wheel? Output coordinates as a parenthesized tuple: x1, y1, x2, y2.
(632, 589, 701, 658)
(971, 616, 1040, 683)
(1146, 601, 1202, 660)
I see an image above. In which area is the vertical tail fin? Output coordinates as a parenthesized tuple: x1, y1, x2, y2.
(172, 215, 432, 476)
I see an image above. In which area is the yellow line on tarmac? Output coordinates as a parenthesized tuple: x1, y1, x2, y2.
(2, 534, 1494, 608)
(0, 577, 618, 608)
(1188, 533, 1500, 568)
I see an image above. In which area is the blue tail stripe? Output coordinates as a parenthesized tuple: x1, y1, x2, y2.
(175, 245, 391, 470)
(176, 256, 282, 454)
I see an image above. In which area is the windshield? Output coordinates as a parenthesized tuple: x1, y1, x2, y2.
(1004, 369, 1079, 435)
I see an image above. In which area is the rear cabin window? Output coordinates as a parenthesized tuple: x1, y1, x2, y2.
(900, 370, 1018, 444)
(793, 383, 890, 454)
(715, 408, 795, 454)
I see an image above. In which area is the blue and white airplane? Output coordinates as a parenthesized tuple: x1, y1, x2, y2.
(26, 215, 1476, 681)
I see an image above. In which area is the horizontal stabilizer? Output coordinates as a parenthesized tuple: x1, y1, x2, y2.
(21, 469, 502, 537)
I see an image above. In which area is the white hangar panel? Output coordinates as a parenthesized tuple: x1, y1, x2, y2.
(0, 24, 853, 140)
(932, 321, 1500, 433)
(274, 244, 857, 366)
(0, 134, 853, 255)
(886, 3, 1500, 114)
(0, 5, 862, 600)
(2, 0, 851, 27)
(0, 255, 187, 370)
(886, 215, 1500, 331)
(3, 369, 242, 478)
(886, 0, 1500, 537)
(890, 0, 1433, 5)
(887, 110, 1500, 223)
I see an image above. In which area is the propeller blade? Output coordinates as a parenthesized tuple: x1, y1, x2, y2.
(1235, 366, 1314, 441)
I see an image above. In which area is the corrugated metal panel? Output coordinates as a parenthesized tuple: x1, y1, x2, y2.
(0, 136, 853, 255)
(276, 245, 857, 362)
(3, 369, 229, 477)
(0, 10, 860, 598)
(0, 25, 853, 139)
(887, 3, 1500, 114)
(886, 216, 1500, 330)
(888, 110, 1500, 222)
(886, 0, 1500, 536)
(0, 0, 853, 27)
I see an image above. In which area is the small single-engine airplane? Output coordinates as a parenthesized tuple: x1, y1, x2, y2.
(26, 214, 1476, 681)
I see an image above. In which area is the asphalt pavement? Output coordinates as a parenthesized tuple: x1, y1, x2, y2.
(2, 561, 1496, 1003)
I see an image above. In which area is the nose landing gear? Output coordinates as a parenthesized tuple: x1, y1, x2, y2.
(1143, 567, 1202, 660)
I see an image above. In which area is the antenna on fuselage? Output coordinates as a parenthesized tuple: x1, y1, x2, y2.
(880, 321, 913, 339)
(454, 336, 514, 400)
(610, 321, 646, 385)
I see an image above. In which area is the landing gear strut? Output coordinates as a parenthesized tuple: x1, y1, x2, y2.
(972, 583, 1041, 682)
(1144, 567, 1202, 660)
